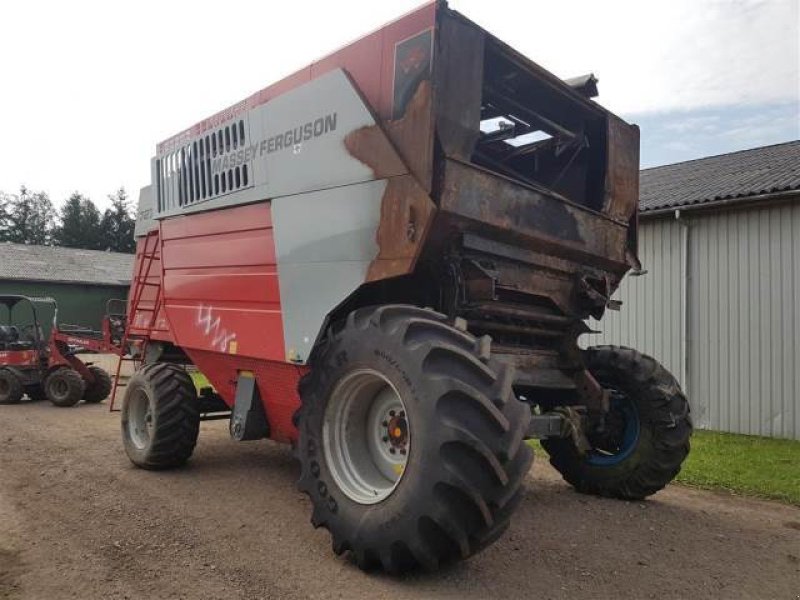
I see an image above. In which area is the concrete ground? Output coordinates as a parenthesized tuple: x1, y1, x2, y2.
(1, 400, 798, 599)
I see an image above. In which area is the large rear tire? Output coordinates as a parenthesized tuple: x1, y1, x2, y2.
(121, 363, 200, 470)
(542, 345, 692, 500)
(45, 368, 85, 407)
(297, 305, 533, 573)
(0, 369, 24, 405)
(83, 366, 113, 403)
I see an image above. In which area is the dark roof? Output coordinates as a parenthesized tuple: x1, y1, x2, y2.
(0, 243, 133, 286)
(639, 141, 800, 213)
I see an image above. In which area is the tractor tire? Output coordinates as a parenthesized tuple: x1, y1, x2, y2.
(121, 363, 200, 470)
(0, 369, 24, 405)
(45, 368, 86, 407)
(83, 366, 113, 403)
(26, 385, 47, 401)
(542, 345, 692, 500)
(296, 305, 533, 573)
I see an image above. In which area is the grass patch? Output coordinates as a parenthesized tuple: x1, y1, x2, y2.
(676, 429, 800, 506)
(528, 430, 800, 506)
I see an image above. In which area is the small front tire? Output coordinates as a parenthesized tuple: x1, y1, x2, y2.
(542, 345, 692, 500)
(121, 363, 200, 470)
(83, 366, 113, 403)
(45, 368, 85, 407)
(0, 369, 24, 405)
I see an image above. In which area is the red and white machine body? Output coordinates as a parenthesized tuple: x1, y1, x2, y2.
(130, 1, 641, 444)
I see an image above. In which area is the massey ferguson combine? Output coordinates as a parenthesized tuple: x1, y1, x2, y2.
(121, 1, 692, 572)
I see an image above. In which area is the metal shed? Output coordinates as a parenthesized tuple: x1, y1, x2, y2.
(0, 243, 133, 335)
(587, 141, 800, 439)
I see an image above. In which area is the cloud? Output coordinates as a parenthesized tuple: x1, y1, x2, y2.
(633, 101, 799, 167)
(454, 0, 799, 114)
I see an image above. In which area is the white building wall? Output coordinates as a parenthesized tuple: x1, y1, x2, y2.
(585, 200, 800, 440)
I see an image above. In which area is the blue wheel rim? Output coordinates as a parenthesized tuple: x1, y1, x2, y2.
(586, 393, 640, 466)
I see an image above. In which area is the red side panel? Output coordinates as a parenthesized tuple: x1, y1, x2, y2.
(158, 202, 285, 362)
(0, 350, 38, 367)
(186, 349, 305, 444)
(130, 202, 300, 442)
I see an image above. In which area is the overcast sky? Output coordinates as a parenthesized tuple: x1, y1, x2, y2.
(1, 0, 798, 209)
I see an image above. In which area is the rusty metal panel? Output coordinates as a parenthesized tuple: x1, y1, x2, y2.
(365, 175, 436, 282)
(381, 79, 436, 193)
(604, 116, 640, 222)
(439, 159, 630, 271)
(344, 97, 437, 282)
(433, 8, 484, 160)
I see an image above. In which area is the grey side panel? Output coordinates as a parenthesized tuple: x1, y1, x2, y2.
(271, 179, 386, 363)
(153, 69, 389, 220)
(134, 185, 156, 238)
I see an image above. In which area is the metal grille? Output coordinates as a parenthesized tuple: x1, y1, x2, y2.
(155, 117, 253, 215)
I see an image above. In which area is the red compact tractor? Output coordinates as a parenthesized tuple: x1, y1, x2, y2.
(0, 295, 122, 407)
(120, 1, 692, 573)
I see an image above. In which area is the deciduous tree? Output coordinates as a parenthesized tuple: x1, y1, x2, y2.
(0, 187, 56, 245)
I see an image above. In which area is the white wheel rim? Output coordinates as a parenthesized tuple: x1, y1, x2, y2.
(128, 389, 153, 450)
(323, 369, 410, 505)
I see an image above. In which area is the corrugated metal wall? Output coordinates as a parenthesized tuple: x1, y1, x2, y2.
(585, 217, 686, 383)
(0, 281, 129, 337)
(586, 199, 800, 440)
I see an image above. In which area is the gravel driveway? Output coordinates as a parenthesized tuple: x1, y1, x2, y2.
(1, 401, 798, 599)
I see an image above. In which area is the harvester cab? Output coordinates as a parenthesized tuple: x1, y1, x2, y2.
(0, 295, 49, 361)
(120, 1, 692, 574)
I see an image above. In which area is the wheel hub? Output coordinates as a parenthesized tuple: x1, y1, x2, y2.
(385, 413, 408, 449)
(53, 380, 67, 396)
(586, 390, 640, 466)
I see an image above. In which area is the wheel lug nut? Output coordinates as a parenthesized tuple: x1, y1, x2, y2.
(389, 410, 396, 417)
(400, 411, 405, 417)
(382, 436, 389, 442)
(389, 448, 396, 454)
(382, 420, 388, 427)
(400, 449, 406, 455)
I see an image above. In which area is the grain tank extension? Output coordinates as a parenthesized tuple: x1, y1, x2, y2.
(122, 1, 692, 573)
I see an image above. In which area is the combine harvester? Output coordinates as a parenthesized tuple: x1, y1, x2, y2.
(119, 1, 692, 572)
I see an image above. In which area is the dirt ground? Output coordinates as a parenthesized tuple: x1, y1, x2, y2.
(1, 401, 798, 600)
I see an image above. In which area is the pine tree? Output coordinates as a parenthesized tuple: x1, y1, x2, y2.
(100, 188, 136, 253)
(55, 192, 104, 249)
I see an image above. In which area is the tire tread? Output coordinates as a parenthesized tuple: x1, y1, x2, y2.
(544, 345, 692, 500)
(296, 305, 532, 573)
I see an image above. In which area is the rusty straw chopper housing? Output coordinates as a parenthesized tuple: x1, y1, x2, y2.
(121, 1, 692, 573)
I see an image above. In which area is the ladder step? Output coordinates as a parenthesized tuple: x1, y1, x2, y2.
(112, 232, 159, 413)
